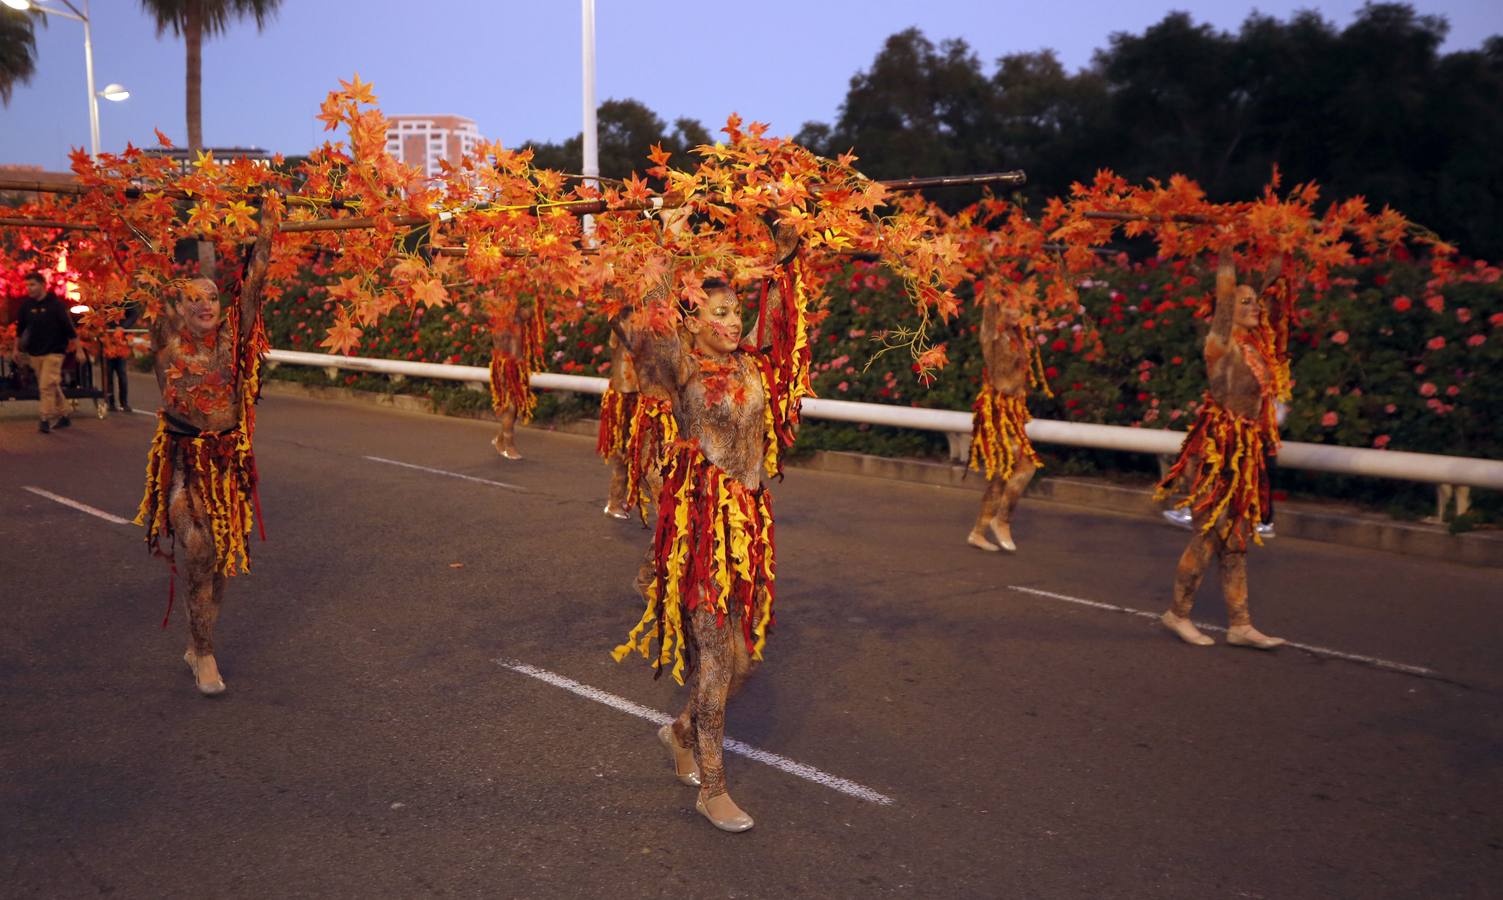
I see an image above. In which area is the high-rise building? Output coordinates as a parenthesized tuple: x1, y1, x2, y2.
(384, 115, 483, 179)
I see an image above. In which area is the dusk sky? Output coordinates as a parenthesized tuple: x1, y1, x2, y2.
(2, 0, 1500, 171)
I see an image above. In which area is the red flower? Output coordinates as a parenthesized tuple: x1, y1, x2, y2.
(1393, 296, 1413, 312)
(1321, 411, 1339, 427)
(1424, 295, 1445, 313)
(1426, 336, 1446, 351)
(1420, 382, 1437, 397)
(1467, 334, 1486, 347)
(1330, 330, 1349, 345)
(1373, 434, 1391, 449)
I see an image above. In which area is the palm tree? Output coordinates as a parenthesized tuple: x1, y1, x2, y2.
(137, 0, 281, 274)
(136, 0, 282, 153)
(0, 8, 44, 107)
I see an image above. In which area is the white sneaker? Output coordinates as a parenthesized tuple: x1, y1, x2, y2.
(1161, 508, 1194, 530)
(1256, 522, 1275, 540)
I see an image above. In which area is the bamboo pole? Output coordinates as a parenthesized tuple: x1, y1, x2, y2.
(0, 216, 103, 231)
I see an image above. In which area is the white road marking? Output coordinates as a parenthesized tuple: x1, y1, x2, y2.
(22, 486, 133, 525)
(496, 659, 896, 806)
(131, 409, 155, 417)
(364, 455, 525, 492)
(1006, 585, 1437, 679)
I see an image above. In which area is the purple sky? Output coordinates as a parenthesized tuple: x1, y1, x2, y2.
(2, 1, 1499, 172)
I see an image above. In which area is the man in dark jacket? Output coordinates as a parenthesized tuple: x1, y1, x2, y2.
(16, 272, 79, 433)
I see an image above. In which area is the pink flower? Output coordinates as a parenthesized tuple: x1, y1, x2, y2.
(1384, 403, 1397, 414)
(1489, 312, 1503, 328)
(1330, 330, 1349, 345)
(1446, 385, 1460, 397)
(1457, 307, 1472, 323)
(1415, 364, 1427, 374)
(1393, 296, 1413, 312)
(1321, 411, 1339, 427)
(1373, 434, 1391, 449)
(1420, 382, 1438, 397)
(1467, 334, 1486, 347)
(837, 381, 849, 392)
(1426, 336, 1446, 350)
(1425, 294, 1445, 313)
(1325, 386, 1340, 396)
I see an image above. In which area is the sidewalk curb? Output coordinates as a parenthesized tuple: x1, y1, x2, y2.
(258, 377, 1502, 569)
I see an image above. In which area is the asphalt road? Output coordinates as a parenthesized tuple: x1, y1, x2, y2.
(2, 375, 1500, 899)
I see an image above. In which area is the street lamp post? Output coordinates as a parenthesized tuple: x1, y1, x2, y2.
(3, 0, 127, 157)
(580, 0, 598, 236)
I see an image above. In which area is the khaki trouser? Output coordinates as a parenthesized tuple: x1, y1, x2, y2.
(27, 354, 66, 422)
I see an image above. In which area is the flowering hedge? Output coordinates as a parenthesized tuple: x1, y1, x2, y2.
(261, 254, 1501, 516)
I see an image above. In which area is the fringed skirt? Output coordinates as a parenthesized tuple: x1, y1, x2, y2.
(1156, 395, 1272, 549)
(596, 388, 637, 461)
(489, 353, 536, 423)
(135, 415, 259, 577)
(968, 383, 1042, 481)
(612, 440, 774, 685)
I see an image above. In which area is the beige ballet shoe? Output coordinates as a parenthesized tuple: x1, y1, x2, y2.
(967, 529, 1000, 552)
(657, 724, 701, 787)
(987, 519, 1018, 552)
(1225, 624, 1286, 650)
(1160, 611, 1214, 647)
(603, 504, 632, 520)
(491, 435, 522, 460)
(183, 650, 226, 696)
(696, 792, 754, 833)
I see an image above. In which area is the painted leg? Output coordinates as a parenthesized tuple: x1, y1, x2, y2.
(988, 455, 1036, 551)
(492, 407, 522, 460)
(169, 471, 226, 695)
(1220, 544, 1284, 649)
(604, 456, 631, 519)
(968, 478, 1004, 552)
(690, 606, 753, 832)
(1163, 530, 1216, 646)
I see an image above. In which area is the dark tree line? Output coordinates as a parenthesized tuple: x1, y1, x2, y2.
(527, 4, 1503, 258)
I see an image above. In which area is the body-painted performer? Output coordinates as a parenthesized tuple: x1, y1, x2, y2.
(598, 331, 679, 522)
(1156, 248, 1288, 650)
(487, 294, 544, 460)
(135, 203, 280, 695)
(966, 293, 1046, 552)
(612, 234, 810, 833)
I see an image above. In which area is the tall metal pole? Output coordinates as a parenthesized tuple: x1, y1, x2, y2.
(81, 0, 100, 157)
(580, 0, 599, 236)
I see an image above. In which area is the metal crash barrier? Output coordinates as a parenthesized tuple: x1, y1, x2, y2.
(264, 349, 1503, 492)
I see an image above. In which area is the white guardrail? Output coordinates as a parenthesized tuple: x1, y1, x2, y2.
(265, 349, 1503, 491)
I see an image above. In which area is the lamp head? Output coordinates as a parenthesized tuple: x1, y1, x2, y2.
(1, 0, 32, 11)
(99, 84, 130, 102)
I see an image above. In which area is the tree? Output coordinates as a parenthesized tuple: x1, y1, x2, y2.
(138, 0, 281, 274)
(137, 0, 282, 153)
(525, 99, 710, 182)
(0, 8, 43, 106)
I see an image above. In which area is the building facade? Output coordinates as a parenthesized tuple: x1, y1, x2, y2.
(384, 115, 482, 178)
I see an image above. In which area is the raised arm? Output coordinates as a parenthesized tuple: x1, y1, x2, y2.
(978, 296, 1002, 375)
(1209, 246, 1236, 347)
(236, 202, 281, 343)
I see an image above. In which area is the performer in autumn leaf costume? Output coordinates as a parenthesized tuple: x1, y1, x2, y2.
(1156, 247, 1289, 650)
(598, 331, 678, 521)
(135, 202, 280, 696)
(488, 295, 544, 460)
(966, 290, 1048, 553)
(611, 228, 810, 833)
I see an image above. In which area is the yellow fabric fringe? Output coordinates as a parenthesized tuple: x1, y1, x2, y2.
(134, 417, 257, 577)
(489, 353, 537, 423)
(1155, 395, 1271, 549)
(611, 441, 775, 686)
(967, 383, 1043, 482)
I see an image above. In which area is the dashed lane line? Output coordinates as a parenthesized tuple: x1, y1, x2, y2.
(1006, 585, 1438, 680)
(364, 455, 526, 492)
(496, 658, 896, 806)
(21, 486, 133, 526)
